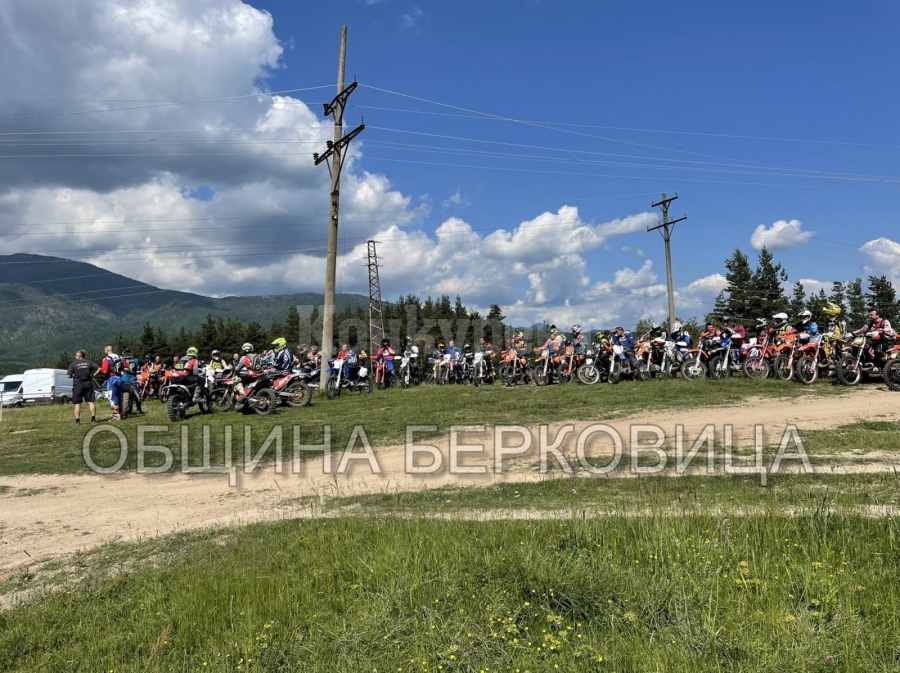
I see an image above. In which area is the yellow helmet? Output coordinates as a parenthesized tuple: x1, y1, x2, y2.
(271, 337, 287, 352)
(186, 346, 198, 357)
(823, 302, 842, 316)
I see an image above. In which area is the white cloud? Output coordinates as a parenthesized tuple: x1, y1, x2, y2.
(401, 7, 423, 28)
(750, 219, 813, 251)
(442, 189, 470, 209)
(860, 237, 900, 283)
(797, 278, 832, 296)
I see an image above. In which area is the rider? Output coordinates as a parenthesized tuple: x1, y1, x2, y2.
(401, 336, 420, 380)
(446, 340, 463, 381)
(233, 342, 258, 400)
(822, 302, 845, 341)
(375, 338, 397, 383)
(611, 326, 637, 366)
(476, 336, 494, 375)
(647, 322, 665, 340)
(209, 349, 228, 376)
(853, 307, 896, 360)
(271, 337, 294, 373)
(571, 325, 586, 353)
(723, 318, 746, 340)
(99, 345, 124, 421)
(670, 321, 692, 347)
(700, 322, 722, 340)
(771, 312, 791, 341)
(171, 346, 202, 401)
(796, 309, 819, 344)
(120, 348, 144, 415)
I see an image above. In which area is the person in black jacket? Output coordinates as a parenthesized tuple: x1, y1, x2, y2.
(67, 350, 99, 425)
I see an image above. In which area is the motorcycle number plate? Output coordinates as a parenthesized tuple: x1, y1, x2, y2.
(585, 358, 594, 364)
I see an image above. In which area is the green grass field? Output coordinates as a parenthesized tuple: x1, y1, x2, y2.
(0, 376, 853, 476)
(2, 512, 899, 672)
(2, 379, 898, 672)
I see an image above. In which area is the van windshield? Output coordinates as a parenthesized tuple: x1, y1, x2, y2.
(1, 381, 21, 393)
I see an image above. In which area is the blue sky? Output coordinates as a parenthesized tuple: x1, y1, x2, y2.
(2, 0, 898, 328)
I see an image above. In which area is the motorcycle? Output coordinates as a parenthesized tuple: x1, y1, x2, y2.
(271, 371, 313, 407)
(772, 328, 800, 381)
(373, 356, 392, 390)
(681, 337, 718, 381)
(165, 374, 213, 421)
(470, 351, 494, 386)
(742, 327, 777, 379)
(325, 357, 373, 398)
(398, 352, 418, 388)
(794, 335, 843, 386)
(608, 344, 637, 384)
(501, 348, 531, 387)
(210, 373, 278, 415)
(576, 346, 604, 385)
(881, 345, 900, 391)
(708, 331, 745, 380)
(838, 332, 892, 386)
(532, 347, 560, 386)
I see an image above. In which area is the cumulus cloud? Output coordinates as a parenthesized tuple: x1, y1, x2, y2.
(860, 237, 900, 283)
(750, 219, 813, 251)
(442, 189, 470, 209)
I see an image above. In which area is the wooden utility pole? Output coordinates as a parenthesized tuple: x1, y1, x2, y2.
(648, 193, 687, 334)
(314, 26, 364, 390)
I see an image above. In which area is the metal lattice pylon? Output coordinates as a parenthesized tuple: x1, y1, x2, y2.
(366, 240, 385, 353)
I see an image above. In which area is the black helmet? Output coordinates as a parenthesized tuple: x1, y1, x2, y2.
(381, 338, 390, 347)
(464, 343, 471, 350)
(122, 347, 133, 356)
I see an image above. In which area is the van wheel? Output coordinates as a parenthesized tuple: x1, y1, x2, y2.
(59, 396, 70, 404)
(15, 402, 23, 408)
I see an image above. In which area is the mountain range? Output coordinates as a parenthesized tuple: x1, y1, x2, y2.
(0, 254, 366, 376)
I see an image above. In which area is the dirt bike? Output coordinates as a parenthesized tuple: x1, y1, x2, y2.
(838, 332, 893, 386)
(554, 345, 579, 384)
(158, 369, 174, 403)
(576, 346, 604, 385)
(502, 348, 532, 387)
(210, 374, 277, 415)
(742, 330, 777, 379)
(608, 344, 637, 384)
(398, 353, 418, 388)
(271, 371, 313, 407)
(771, 328, 801, 381)
(373, 356, 392, 390)
(165, 376, 213, 421)
(708, 332, 745, 380)
(881, 345, 900, 391)
(681, 337, 719, 381)
(794, 335, 842, 386)
(532, 347, 561, 386)
(325, 357, 373, 398)
(470, 351, 494, 387)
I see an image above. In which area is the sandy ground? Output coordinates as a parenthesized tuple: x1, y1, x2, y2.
(2, 388, 899, 582)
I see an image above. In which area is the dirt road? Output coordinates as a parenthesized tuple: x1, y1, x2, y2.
(2, 388, 898, 580)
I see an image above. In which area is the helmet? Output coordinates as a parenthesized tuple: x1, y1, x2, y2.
(122, 347, 133, 356)
(211, 349, 220, 357)
(144, 353, 153, 362)
(381, 338, 390, 347)
(798, 310, 812, 321)
(242, 342, 254, 353)
(515, 330, 524, 339)
(571, 324, 582, 334)
(464, 343, 471, 350)
(437, 342, 445, 349)
(550, 325, 558, 334)
(186, 346, 198, 357)
(404, 335, 412, 344)
(271, 337, 287, 352)
(823, 302, 842, 316)
(651, 322, 661, 330)
(672, 321, 682, 332)
(773, 312, 788, 324)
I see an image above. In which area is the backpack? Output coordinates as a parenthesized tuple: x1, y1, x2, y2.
(122, 357, 138, 375)
(106, 354, 123, 376)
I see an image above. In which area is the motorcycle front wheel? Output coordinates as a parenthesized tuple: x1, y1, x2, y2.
(882, 359, 900, 392)
(577, 364, 600, 385)
(681, 358, 707, 381)
(773, 355, 794, 381)
(708, 355, 731, 381)
(742, 356, 770, 379)
(533, 366, 549, 387)
(283, 380, 312, 407)
(325, 377, 341, 399)
(795, 356, 819, 386)
(211, 386, 236, 412)
(837, 356, 863, 386)
(251, 388, 277, 415)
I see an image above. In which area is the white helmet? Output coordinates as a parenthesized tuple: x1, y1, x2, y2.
(798, 309, 812, 320)
(651, 322, 661, 330)
(672, 321, 682, 331)
(773, 312, 788, 324)
(242, 342, 254, 353)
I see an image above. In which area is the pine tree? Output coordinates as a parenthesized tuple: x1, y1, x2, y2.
(788, 281, 807, 318)
(719, 248, 755, 321)
(809, 289, 829, 319)
(197, 314, 217, 355)
(866, 275, 898, 325)
(846, 278, 868, 329)
(55, 351, 72, 369)
(751, 247, 789, 321)
(245, 321, 266, 349)
(137, 322, 156, 357)
(286, 306, 301, 344)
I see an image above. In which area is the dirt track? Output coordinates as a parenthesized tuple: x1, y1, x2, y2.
(1, 388, 899, 581)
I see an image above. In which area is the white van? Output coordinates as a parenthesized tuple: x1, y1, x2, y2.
(22, 368, 74, 405)
(0, 374, 24, 408)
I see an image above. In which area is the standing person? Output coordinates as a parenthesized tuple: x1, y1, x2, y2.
(120, 348, 144, 415)
(99, 344, 124, 421)
(67, 350, 99, 425)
